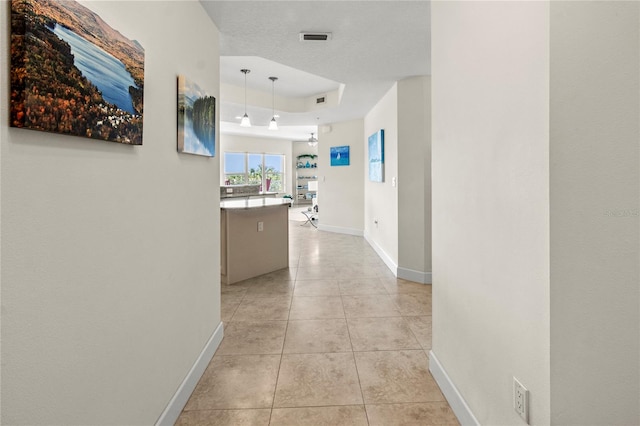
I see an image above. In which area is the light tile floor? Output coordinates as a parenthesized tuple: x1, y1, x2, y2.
(177, 219, 458, 426)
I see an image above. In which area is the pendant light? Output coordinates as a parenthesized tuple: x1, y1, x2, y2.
(268, 76, 278, 130)
(308, 132, 318, 147)
(240, 69, 251, 127)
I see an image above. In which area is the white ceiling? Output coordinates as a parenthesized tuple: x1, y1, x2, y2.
(200, 1, 431, 141)
(220, 56, 341, 98)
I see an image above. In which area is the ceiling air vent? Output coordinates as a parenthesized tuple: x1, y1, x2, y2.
(299, 32, 332, 42)
(316, 96, 326, 104)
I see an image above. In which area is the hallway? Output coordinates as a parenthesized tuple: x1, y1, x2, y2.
(176, 218, 458, 425)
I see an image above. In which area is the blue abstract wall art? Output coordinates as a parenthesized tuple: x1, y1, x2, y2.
(330, 145, 350, 166)
(368, 129, 384, 182)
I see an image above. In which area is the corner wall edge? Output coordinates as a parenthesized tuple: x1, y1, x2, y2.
(155, 322, 224, 426)
(429, 350, 480, 426)
(397, 267, 432, 284)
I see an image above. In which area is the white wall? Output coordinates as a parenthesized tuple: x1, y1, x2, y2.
(431, 2, 551, 424)
(317, 119, 364, 235)
(549, 2, 640, 424)
(363, 78, 431, 279)
(219, 133, 293, 195)
(1, 1, 221, 424)
(364, 85, 399, 268)
(397, 76, 431, 281)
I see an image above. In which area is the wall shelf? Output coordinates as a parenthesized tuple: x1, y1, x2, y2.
(295, 153, 318, 205)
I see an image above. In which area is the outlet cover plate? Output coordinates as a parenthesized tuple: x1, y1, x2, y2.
(513, 377, 529, 424)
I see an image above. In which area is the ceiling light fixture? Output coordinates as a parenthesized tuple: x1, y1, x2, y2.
(308, 132, 318, 147)
(268, 76, 278, 131)
(240, 69, 251, 127)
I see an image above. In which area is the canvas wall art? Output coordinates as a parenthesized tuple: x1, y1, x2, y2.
(368, 129, 385, 182)
(330, 145, 350, 166)
(177, 76, 216, 157)
(10, 0, 145, 144)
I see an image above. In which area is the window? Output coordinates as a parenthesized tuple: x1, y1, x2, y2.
(264, 154, 285, 192)
(248, 153, 262, 186)
(223, 152, 286, 192)
(223, 152, 246, 185)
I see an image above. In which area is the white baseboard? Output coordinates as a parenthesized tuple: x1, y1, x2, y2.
(364, 233, 398, 276)
(397, 267, 432, 284)
(429, 350, 480, 426)
(317, 224, 364, 236)
(155, 322, 224, 426)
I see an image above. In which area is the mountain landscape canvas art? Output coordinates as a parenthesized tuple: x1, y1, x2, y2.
(10, 0, 145, 144)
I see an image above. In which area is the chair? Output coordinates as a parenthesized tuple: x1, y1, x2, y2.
(300, 208, 318, 228)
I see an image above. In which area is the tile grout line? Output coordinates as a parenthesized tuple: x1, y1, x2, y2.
(404, 314, 433, 353)
(341, 293, 371, 425)
(398, 315, 424, 351)
(225, 293, 245, 323)
(268, 264, 297, 424)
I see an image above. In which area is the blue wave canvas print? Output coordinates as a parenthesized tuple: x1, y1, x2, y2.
(368, 129, 384, 182)
(330, 146, 350, 166)
(178, 75, 216, 157)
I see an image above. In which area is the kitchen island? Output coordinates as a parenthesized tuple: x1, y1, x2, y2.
(220, 198, 290, 284)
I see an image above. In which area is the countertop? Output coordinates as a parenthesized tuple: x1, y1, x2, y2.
(220, 191, 279, 199)
(220, 198, 290, 210)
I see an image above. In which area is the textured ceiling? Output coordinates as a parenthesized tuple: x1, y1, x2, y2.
(200, 0, 431, 140)
(220, 56, 341, 98)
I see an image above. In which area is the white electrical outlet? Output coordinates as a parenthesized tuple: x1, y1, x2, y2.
(513, 377, 529, 424)
(257, 221, 264, 232)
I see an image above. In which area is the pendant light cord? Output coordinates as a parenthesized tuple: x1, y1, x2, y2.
(268, 77, 278, 130)
(241, 69, 250, 116)
(269, 76, 278, 117)
(240, 69, 251, 127)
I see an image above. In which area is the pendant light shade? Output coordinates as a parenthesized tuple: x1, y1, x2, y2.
(268, 76, 278, 130)
(240, 69, 251, 127)
(308, 132, 318, 147)
(240, 113, 251, 127)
